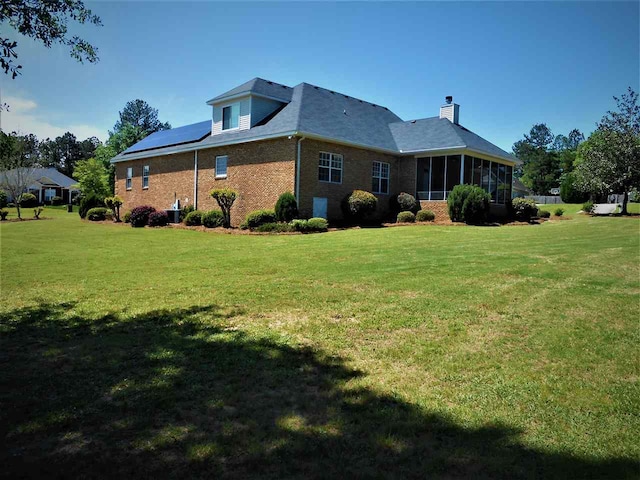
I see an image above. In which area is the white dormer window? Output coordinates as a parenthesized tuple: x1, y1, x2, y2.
(222, 104, 240, 130)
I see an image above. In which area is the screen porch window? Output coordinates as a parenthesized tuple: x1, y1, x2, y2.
(416, 154, 512, 203)
(126, 167, 133, 190)
(372, 161, 390, 194)
(318, 152, 342, 183)
(222, 104, 239, 130)
(142, 165, 149, 188)
(215, 155, 228, 178)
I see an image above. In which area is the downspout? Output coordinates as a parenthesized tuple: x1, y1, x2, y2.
(193, 150, 198, 209)
(295, 136, 305, 202)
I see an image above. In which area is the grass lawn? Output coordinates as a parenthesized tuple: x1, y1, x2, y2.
(1, 208, 639, 478)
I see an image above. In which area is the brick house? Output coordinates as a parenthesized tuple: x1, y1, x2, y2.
(111, 78, 517, 225)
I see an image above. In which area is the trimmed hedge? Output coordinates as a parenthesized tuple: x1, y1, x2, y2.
(342, 190, 377, 223)
(275, 192, 298, 222)
(0, 191, 7, 209)
(130, 205, 156, 228)
(123, 211, 132, 223)
(241, 209, 277, 230)
(86, 207, 108, 221)
(180, 204, 195, 222)
(538, 210, 551, 218)
(291, 217, 328, 233)
(511, 197, 538, 221)
(19, 193, 38, 208)
(50, 196, 64, 206)
(202, 210, 224, 228)
(397, 211, 416, 223)
(184, 210, 204, 226)
(256, 222, 294, 233)
(416, 210, 435, 222)
(554, 208, 565, 217)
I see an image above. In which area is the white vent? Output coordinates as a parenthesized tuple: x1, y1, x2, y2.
(439, 96, 460, 124)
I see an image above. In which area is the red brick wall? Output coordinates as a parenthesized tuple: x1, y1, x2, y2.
(297, 139, 415, 221)
(419, 201, 449, 221)
(115, 138, 297, 226)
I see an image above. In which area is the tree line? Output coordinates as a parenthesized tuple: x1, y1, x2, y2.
(513, 87, 639, 214)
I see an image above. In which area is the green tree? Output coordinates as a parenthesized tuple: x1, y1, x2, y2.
(73, 157, 109, 199)
(0, 0, 101, 80)
(210, 188, 238, 228)
(112, 100, 171, 136)
(574, 89, 640, 214)
(0, 131, 37, 219)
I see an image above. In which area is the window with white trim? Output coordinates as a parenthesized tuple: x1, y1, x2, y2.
(372, 161, 390, 194)
(44, 188, 56, 202)
(142, 165, 149, 188)
(215, 155, 228, 178)
(126, 167, 133, 190)
(222, 104, 239, 130)
(318, 152, 342, 183)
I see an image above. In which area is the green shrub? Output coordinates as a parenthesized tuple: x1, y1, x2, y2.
(184, 210, 204, 226)
(0, 209, 8, 220)
(255, 222, 294, 233)
(461, 188, 491, 225)
(306, 217, 328, 232)
(241, 209, 277, 230)
(179, 204, 195, 222)
(538, 210, 551, 218)
(397, 211, 416, 223)
(50, 195, 64, 206)
(275, 192, 298, 222)
(560, 173, 589, 204)
(511, 197, 538, 221)
(397, 192, 419, 213)
(148, 211, 169, 227)
(0, 191, 7, 209)
(19, 193, 38, 208)
(448, 185, 490, 224)
(33, 206, 44, 219)
(416, 210, 435, 222)
(554, 208, 565, 217)
(130, 205, 156, 228)
(210, 188, 238, 228)
(582, 201, 594, 214)
(202, 210, 224, 228)
(79, 193, 104, 219)
(342, 190, 377, 223)
(290, 218, 328, 233)
(86, 207, 108, 221)
(105, 209, 114, 221)
(123, 210, 132, 223)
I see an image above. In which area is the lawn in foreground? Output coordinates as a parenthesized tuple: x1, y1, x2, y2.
(1, 212, 638, 478)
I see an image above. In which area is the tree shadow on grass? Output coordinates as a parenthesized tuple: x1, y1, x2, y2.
(0, 303, 636, 479)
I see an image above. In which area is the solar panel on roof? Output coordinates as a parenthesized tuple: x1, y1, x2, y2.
(123, 120, 211, 154)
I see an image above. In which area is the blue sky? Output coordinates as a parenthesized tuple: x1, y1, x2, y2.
(2, 1, 638, 152)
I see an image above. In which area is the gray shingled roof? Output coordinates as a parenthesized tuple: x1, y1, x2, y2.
(207, 77, 293, 104)
(389, 117, 517, 160)
(115, 78, 517, 163)
(32, 168, 77, 188)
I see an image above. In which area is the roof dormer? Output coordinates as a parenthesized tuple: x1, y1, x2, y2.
(207, 78, 293, 135)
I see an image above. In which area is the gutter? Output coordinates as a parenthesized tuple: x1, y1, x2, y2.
(295, 136, 305, 202)
(193, 150, 198, 208)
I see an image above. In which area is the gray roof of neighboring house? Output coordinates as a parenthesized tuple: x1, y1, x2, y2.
(512, 177, 530, 193)
(207, 77, 294, 104)
(31, 168, 77, 188)
(114, 79, 517, 163)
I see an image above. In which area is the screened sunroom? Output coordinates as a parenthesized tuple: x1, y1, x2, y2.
(416, 154, 513, 203)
